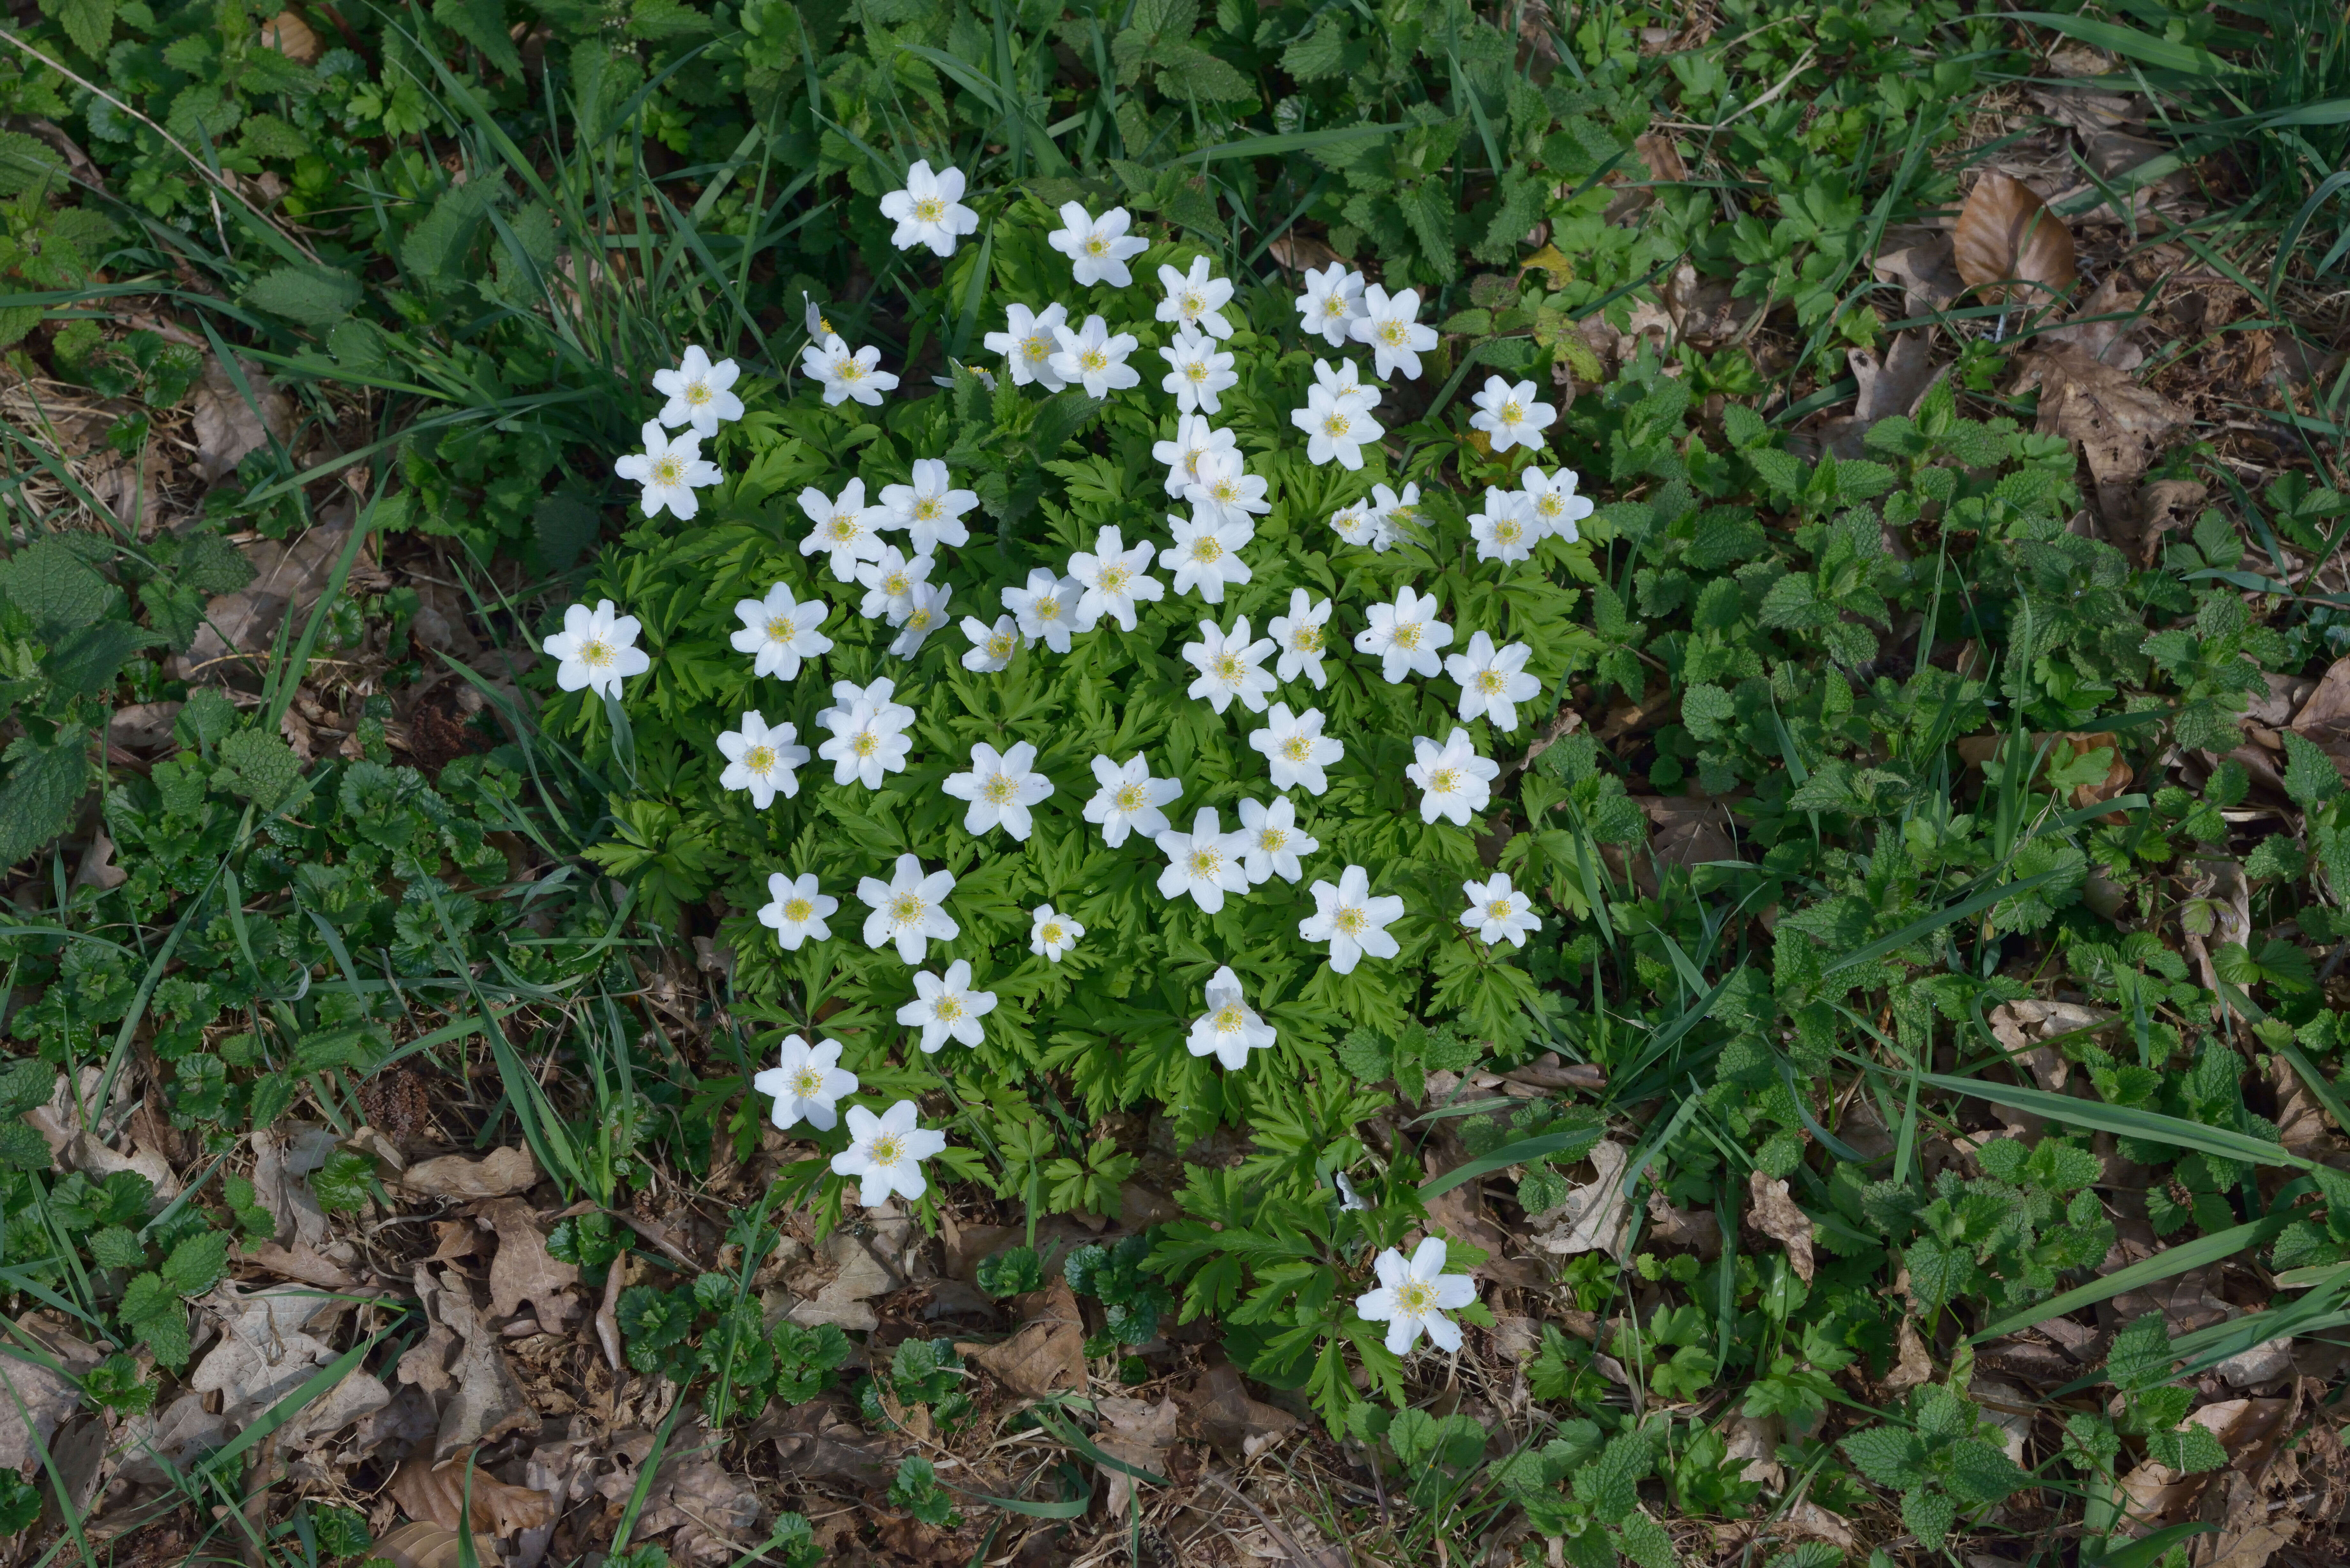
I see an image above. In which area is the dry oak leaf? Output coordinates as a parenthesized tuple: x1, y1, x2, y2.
(1184, 1362, 1300, 1458)
(1095, 1394, 1178, 1518)
(395, 1146, 541, 1199)
(961, 1278, 1088, 1401)
(1530, 1137, 1635, 1261)
(372, 1522, 503, 1568)
(481, 1198, 580, 1332)
(2012, 344, 2186, 518)
(2118, 1397, 2292, 1526)
(388, 1451, 557, 1537)
(1953, 172, 2078, 305)
(1745, 1169, 1816, 1283)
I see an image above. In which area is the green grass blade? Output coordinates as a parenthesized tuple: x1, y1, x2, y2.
(2005, 12, 2243, 76)
(1967, 1213, 2297, 1343)
(1920, 1073, 2310, 1169)
(1421, 1123, 1605, 1200)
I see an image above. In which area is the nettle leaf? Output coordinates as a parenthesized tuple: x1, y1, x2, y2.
(1839, 1423, 1926, 1489)
(162, 1230, 231, 1295)
(1901, 1486, 1958, 1550)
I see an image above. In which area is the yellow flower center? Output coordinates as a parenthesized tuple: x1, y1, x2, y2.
(1041, 923, 1064, 945)
(1392, 506, 1419, 525)
(915, 497, 941, 520)
(1195, 536, 1224, 562)
(1335, 906, 1367, 935)
(652, 455, 684, 485)
(1323, 414, 1350, 438)
(766, 615, 794, 640)
(1188, 848, 1222, 877)
(914, 196, 945, 222)
(936, 994, 964, 1021)
(1037, 597, 1061, 620)
(889, 893, 924, 925)
(1116, 784, 1144, 812)
(783, 897, 814, 923)
(839, 358, 866, 381)
(686, 382, 711, 405)
(982, 773, 1017, 803)
(1183, 292, 1204, 317)
(1259, 828, 1287, 852)
(988, 633, 1015, 658)
(1323, 296, 1346, 317)
(854, 731, 879, 757)
(1081, 349, 1107, 372)
(868, 1134, 903, 1165)
(1536, 494, 1563, 518)
(1187, 362, 1208, 382)
(1394, 622, 1423, 649)
(1431, 768, 1460, 794)
(828, 515, 859, 541)
(1292, 626, 1322, 653)
(581, 639, 615, 668)
(1478, 670, 1504, 692)
(1085, 237, 1107, 255)
(884, 570, 909, 595)
(1396, 1279, 1435, 1315)
(1214, 653, 1242, 682)
(745, 745, 777, 774)
(1102, 566, 1131, 593)
(1501, 400, 1523, 422)
(1025, 335, 1052, 363)
(1283, 736, 1310, 762)
(1488, 899, 1515, 922)
(1213, 1004, 1245, 1033)
(906, 608, 933, 632)
(791, 1067, 823, 1096)
(1497, 519, 1523, 543)
(1381, 321, 1406, 345)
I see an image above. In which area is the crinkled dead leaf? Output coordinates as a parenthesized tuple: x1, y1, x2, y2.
(2011, 343, 2185, 524)
(1095, 1394, 1178, 1517)
(1183, 1363, 1299, 1458)
(961, 1278, 1087, 1401)
(481, 1198, 580, 1332)
(1746, 1170, 1815, 1283)
(189, 354, 293, 485)
(0, 1345, 82, 1478)
(388, 1451, 556, 1537)
(750, 1393, 894, 1486)
(1644, 1191, 1723, 1260)
(1885, 1316, 1934, 1393)
(593, 1424, 762, 1565)
(1953, 172, 2078, 305)
(2119, 1397, 2291, 1526)
(372, 1522, 503, 1568)
(395, 1146, 541, 1200)
(1530, 1138, 1634, 1261)
(398, 1264, 539, 1461)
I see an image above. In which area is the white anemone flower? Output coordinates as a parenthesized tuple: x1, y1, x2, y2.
(1468, 488, 1538, 564)
(800, 332, 899, 407)
(1182, 616, 1278, 714)
(798, 479, 886, 582)
(1299, 864, 1405, 974)
(1155, 808, 1252, 913)
(878, 159, 978, 256)
(1248, 703, 1343, 795)
(1329, 498, 1381, 549)
(1068, 526, 1164, 632)
(1349, 284, 1438, 381)
(1461, 872, 1541, 948)
(1237, 796, 1316, 885)
(942, 740, 1054, 841)
(757, 872, 836, 952)
(1292, 384, 1383, 470)
(1047, 201, 1148, 288)
(1030, 904, 1084, 961)
(960, 614, 1026, 673)
(1049, 313, 1142, 399)
(1312, 356, 1381, 410)
(1520, 466, 1596, 542)
(544, 600, 650, 699)
(1187, 965, 1275, 1070)
(1151, 413, 1237, 497)
(652, 345, 745, 436)
(614, 420, 722, 519)
(880, 459, 978, 554)
(1355, 1237, 1477, 1355)
(831, 1100, 947, 1207)
(1354, 585, 1453, 682)
(1295, 262, 1366, 347)
(1183, 449, 1270, 529)
(1164, 511, 1255, 604)
(815, 681, 916, 789)
(888, 582, 951, 658)
(897, 958, 996, 1052)
(753, 1034, 856, 1131)
(1158, 327, 1239, 415)
(1408, 728, 1500, 825)
(857, 546, 934, 626)
(730, 582, 832, 679)
(1156, 255, 1236, 339)
(1003, 568, 1084, 653)
(1267, 589, 1333, 688)
(857, 854, 959, 963)
(1084, 754, 1182, 848)
(1368, 480, 1424, 552)
(1467, 375, 1557, 453)
(1445, 632, 1543, 732)
(982, 301, 1072, 391)
(716, 711, 809, 808)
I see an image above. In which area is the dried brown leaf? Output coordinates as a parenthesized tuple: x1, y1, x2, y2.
(1954, 173, 2078, 305)
(481, 1198, 580, 1332)
(1095, 1395, 1178, 1517)
(1885, 1316, 1935, 1393)
(1530, 1138, 1634, 1261)
(961, 1279, 1087, 1401)
(2013, 343, 2187, 523)
(1746, 1169, 1816, 1283)
(388, 1451, 557, 1536)
(395, 1146, 540, 1199)
(260, 10, 320, 62)
(0, 1347, 81, 1478)
(372, 1522, 503, 1568)
(1183, 1363, 1300, 1457)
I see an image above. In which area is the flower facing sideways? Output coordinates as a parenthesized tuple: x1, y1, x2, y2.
(800, 332, 899, 407)
(1151, 413, 1236, 498)
(1267, 589, 1334, 688)
(889, 582, 952, 658)
(878, 159, 978, 256)
(1299, 864, 1404, 975)
(1445, 631, 1543, 732)
(1355, 1237, 1477, 1355)
(942, 740, 1054, 841)
(960, 614, 1025, 673)
(1030, 904, 1084, 961)
(1084, 753, 1181, 848)
(753, 1034, 856, 1131)
(1156, 808, 1252, 913)
(544, 600, 651, 699)
(1047, 201, 1148, 288)
(757, 871, 836, 951)
(1461, 872, 1541, 947)
(1237, 796, 1317, 885)
(1467, 375, 1557, 453)
(1050, 314, 1141, 400)
(1295, 262, 1365, 347)
(716, 710, 809, 808)
(730, 581, 832, 680)
(1156, 255, 1236, 339)
(1368, 481, 1423, 552)
(614, 420, 721, 519)
(1408, 728, 1500, 825)
(1354, 585, 1454, 682)
(897, 959, 997, 1053)
(857, 854, 960, 964)
(1249, 703, 1344, 795)
(831, 1100, 948, 1207)
(1329, 498, 1381, 549)
(1187, 965, 1275, 1070)
(652, 345, 744, 436)
(983, 301, 1072, 392)
(1182, 616, 1278, 714)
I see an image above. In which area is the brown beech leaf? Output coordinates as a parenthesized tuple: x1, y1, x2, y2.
(1746, 1169, 1816, 1283)
(388, 1451, 557, 1536)
(1953, 173, 2078, 305)
(395, 1146, 541, 1200)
